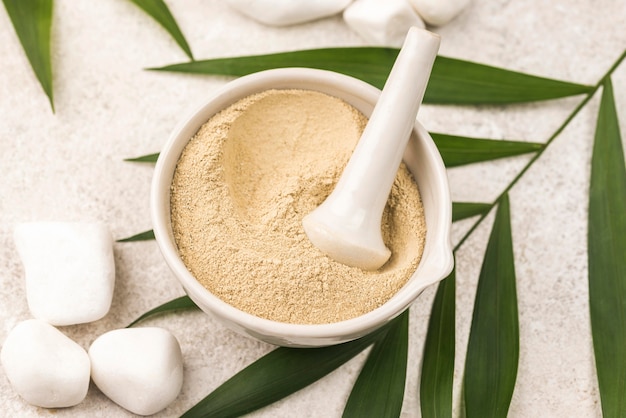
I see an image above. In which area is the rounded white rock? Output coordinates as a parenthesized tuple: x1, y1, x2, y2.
(408, 0, 471, 26)
(89, 327, 184, 416)
(226, 0, 353, 26)
(0, 319, 90, 408)
(13, 222, 115, 326)
(343, 0, 425, 47)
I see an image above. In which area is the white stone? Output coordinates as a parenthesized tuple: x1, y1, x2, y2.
(14, 222, 115, 326)
(408, 0, 471, 26)
(89, 327, 184, 416)
(343, 0, 425, 47)
(1, 319, 90, 408)
(226, 0, 353, 26)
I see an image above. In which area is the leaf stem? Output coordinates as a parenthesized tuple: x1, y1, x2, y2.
(453, 48, 626, 253)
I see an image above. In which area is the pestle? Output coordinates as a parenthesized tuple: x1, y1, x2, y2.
(302, 27, 440, 271)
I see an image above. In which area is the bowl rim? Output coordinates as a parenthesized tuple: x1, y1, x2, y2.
(151, 67, 453, 345)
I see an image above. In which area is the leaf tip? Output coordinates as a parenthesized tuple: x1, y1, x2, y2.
(46, 92, 55, 113)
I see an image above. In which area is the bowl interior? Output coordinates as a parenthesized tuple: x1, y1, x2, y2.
(151, 68, 453, 347)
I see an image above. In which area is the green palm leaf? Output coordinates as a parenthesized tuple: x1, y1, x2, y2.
(151, 49, 592, 104)
(420, 268, 455, 418)
(152, 47, 395, 90)
(129, 0, 193, 60)
(588, 77, 626, 417)
(181, 326, 389, 418)
(428, 56, 591, 104)
(126, 131, 543, 171)
(464, 193, 519, 417)
(2, 0, 54, 111)
(432, 133, 543, 167)
(343, 311, 409, 418)
(114, 201, 496, 243)
(118, 202, 491, 244)
(124, 152, 160, 163)
(127, 295, 198, 327)
(117, 229, 155, 242)
(452, 202, 491, 222)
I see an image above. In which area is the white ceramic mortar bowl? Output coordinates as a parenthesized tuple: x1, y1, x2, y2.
(151, 68, 453, 347)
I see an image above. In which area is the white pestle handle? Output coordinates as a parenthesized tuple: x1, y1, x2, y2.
(302, 27, 440, 270)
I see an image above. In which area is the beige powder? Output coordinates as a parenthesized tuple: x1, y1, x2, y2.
(170, 89, 426, 324)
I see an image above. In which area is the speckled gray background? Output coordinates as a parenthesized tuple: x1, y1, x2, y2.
(1, 1, 625, 416)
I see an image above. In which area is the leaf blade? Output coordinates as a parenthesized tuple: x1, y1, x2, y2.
(2, 0, 54, 110)
(129, 0, 193, 60)
(464, 193, 519, 417)
(117, 229, 155, 242)
(452, 202, 491, 222)
(127, 295, 198, 327)
(182, 327, 388, 418)
(124, 152, 160, 163)
(122, 131, 546, 169)
(151, 49, 592, 104)
(428, 56, 592, 104)
(152, 47, 396, 91)
(420, 267, 455, 418)
(588, 77, 626, 417)
(343, 311, 408, 418)
(431, 133, 543, 168)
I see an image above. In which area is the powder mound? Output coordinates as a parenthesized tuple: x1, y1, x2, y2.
(171, 89, 426, 324)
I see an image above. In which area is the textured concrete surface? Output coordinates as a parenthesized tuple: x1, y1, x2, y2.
(1, 0, 625, 416)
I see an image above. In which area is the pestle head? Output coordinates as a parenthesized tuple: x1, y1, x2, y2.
(302, 206, 391, 271)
